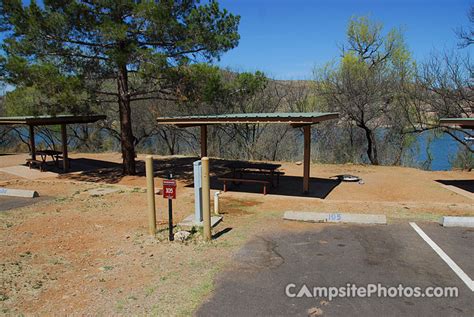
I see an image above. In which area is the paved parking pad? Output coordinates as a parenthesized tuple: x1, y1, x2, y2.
(198, 223, 473, 316)
(416, 223, 474, 284)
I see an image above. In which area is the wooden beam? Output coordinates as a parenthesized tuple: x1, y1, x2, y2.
(29, 125, 36, 160)
(439, 118, 474, 128)
(303, 125, 311, 194)
(291, 123, 315, 128)
(61, 124, 69, 172)
(200, 125, 208, 157)
(175, 124, 203, 128)
(0, 115, 106, 126)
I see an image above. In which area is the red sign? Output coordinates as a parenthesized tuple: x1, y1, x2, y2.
(163, 179, 177, 199)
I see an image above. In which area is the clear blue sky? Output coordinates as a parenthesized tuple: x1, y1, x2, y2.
(216, 0, 473, 79)
(1, 0, 472, 85)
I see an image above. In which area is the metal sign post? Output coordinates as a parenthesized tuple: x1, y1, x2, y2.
(168, 199, 173, 241)
(193, 160, 203, 222)
(201, 157, 211, 241)
(163, 177, 177, 241)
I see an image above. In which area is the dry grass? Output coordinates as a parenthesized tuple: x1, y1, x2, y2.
(0, 152, 472, 314)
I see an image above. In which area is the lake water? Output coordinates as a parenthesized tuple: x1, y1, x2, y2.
(414, 131, 465, 171)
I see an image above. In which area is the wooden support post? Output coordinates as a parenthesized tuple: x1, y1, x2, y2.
(303, 125, 311, 194)
(29, 125, 36, 160)
(60, 124, 69, 172)
(201, 157, 211, 241)
(200, 125, 207, 158)
(145, 155, 156, 236)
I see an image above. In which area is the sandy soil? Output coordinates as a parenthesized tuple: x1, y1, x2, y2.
(0, 152, 472, 315)
(65, 152, 473, 217)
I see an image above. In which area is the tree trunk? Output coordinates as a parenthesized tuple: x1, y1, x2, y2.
(362, 125, 379, 165)
(117, 64, 136, 175)
(393, 134, 405, 166)
(160, 129, 176, 155)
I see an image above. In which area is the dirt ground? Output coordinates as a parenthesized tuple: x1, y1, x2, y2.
(0, 152, 473, 315)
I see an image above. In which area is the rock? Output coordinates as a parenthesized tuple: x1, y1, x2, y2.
(174, 230, 191, 242)
(295, 161, 302, 165)
(308, 307, 323, 316)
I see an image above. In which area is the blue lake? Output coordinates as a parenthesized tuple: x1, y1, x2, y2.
(414, 132, 462, 171)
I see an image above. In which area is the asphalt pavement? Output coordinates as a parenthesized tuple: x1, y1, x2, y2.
(197, 223, 473, 316)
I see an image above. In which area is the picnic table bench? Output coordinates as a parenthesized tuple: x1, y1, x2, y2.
(217, 162, 286, 195)
(25, 150, 65, 172)
(37, 150, 63, 166)
(218, 176, 270, 195)
(239, 170, 285, 186)
(225, 162, 284, 187)
(26, 158, 45, 172)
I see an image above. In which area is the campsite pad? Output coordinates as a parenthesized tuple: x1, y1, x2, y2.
(0, 165, 58, 180)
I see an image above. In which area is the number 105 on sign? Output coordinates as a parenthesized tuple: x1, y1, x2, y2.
(163, 180, 177, 199)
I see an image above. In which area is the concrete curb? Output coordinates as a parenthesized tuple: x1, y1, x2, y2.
(178, 214, 223, 228)
(283, 211, 387, 224)
(440, 216, 474, 228)
(0, 188, 39, 198)
(439, 184, 474, 200)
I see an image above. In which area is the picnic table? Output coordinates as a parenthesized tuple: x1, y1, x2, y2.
(218, 162, 284, 195)
(26, 150, 68, 172)
(226, 162, 282, 183)
(37, 150, 63, 166)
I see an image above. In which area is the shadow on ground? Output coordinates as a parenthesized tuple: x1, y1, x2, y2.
(213, 227, 233, 240)
(58, 156, 340, 198)
(207, 175, 340, 199)
(436, 179, 474, 194)
(55, 158, 123, 182)
(59, 156, 216, 184)
(0, 196, 51, 212)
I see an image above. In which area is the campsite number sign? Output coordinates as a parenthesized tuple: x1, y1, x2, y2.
(163, 179, 177, 199)
(163, 178, 176, 241)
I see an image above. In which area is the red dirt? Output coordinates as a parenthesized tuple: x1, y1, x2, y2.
(0, 152, 472, 314)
